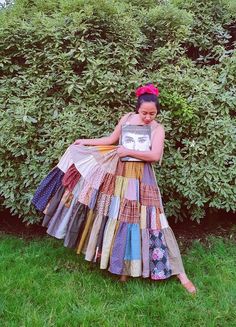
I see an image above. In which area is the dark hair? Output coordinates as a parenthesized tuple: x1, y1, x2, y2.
(135, 93, 160, 114)
(135, 82, 160, 113)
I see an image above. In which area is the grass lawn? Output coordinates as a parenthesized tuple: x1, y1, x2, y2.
(0, 233, 235, 327)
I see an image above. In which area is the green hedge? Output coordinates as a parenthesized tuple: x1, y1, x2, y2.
(0, 0, 235, 223)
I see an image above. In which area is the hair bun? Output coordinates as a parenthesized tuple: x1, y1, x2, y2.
(135, 83, 159, 98)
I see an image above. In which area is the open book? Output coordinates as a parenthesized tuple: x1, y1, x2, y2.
(120, 124, 151, 162)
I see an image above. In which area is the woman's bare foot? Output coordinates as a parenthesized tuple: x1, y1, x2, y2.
(119, 275, 128, 282)
(177, 273, 197, 294)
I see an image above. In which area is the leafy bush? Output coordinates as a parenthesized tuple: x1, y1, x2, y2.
(0, 0, 235, 222)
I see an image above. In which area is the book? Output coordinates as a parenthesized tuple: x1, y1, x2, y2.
(120, 124, 151, 162)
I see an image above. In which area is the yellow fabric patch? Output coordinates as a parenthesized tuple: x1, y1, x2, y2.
(100, 218, 117, 269)
(114, 176, 129, 198)
(76, 209, 94, 254)
(123, 161, 144, 179)
(97, 145, 116, 155)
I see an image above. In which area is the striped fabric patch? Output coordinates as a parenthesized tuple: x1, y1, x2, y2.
(140, 183, 160, 206)
(119, 199, 140, 224)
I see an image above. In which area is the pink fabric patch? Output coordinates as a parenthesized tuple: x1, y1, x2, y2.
(124, 179, 138, 201)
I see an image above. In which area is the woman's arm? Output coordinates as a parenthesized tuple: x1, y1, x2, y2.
(74, 113, 131, 146)
(117, 124, 165, 162)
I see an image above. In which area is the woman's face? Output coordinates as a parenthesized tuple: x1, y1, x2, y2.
(138, 102, 157, 124)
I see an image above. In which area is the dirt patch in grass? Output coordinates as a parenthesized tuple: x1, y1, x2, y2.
(0, 209, 45, 239)
(170, 213, 236, 251)
(0, 208, 235, 250)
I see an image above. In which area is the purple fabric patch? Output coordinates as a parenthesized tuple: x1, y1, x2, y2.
(141, 229, 150, 278)
(109, 222, 128, 275)
(46, 201, 69, 238)
(146, 206, 152, 229)
(141, 164, 156, 186)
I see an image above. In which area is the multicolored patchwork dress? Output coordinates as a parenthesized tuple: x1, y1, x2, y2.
(32, 132, 185, 280)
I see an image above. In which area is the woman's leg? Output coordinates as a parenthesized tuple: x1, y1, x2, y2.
(177, 273, 197, 294)
(119, 275, 128, 282)
(118, 273, 196, 293)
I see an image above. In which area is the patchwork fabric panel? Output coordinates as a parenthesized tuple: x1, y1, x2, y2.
(32, 144, 185, 280)
(149, 230, 172, 280)
(119, 199, 140, 224)
(32, 166, 64, 212)
(62, 163, 81, 192)
(140, 183, 160, 206)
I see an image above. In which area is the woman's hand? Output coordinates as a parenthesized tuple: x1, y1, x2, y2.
(116, 146, 130, 158)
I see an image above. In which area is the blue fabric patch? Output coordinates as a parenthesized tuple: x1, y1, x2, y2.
(32, 167, 64, 212)
(135, 179, 140, 202)
(89, 189, 98, 209)
(108, 196, 120, 220)
(124, 224, 141, 260)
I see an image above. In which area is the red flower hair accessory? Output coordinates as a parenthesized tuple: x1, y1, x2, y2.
(135, 84, 159, 97)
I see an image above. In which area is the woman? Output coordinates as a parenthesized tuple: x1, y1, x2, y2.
(32, 83, 196, 294)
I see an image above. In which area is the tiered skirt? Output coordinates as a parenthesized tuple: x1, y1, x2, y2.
(32, 144, 185, 280)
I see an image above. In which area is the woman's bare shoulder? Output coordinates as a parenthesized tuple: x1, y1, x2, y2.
(118, 112, 134, 123)
(152, 121, 164, 130)
(152, 122, 165, 138)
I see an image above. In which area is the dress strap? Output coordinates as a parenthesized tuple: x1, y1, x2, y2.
(123, 112, 135, 125)
(151, 120, 161, 131)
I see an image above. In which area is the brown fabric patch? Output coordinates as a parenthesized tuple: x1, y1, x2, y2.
(100, 173, 116, 195)
(119, 199, 140, 224)
(140, 183, 160, 206)
(62, 189, 74, 208)
(116, 160, 126, 177)
(94, 193, 111, 218)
